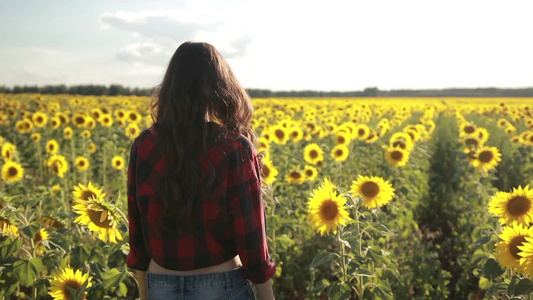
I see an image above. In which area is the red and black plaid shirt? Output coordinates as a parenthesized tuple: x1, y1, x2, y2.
(126, 122, 276, 284)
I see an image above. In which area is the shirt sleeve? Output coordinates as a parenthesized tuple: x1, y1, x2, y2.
(228, 137, 276, 284)
(126, 139, 151, 271)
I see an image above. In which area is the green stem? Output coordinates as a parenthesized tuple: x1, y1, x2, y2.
(337, 225, 347, 283)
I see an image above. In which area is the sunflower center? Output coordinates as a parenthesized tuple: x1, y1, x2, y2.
(261, 165, 270, 178)
(507, 196, 531, 217)
(391, 150, 403, 161)
(8, 167, 18, 177)
(478, 151, 494, 163)
(87, 208, 113, 228)
(392, 141, 406, 149)
(509, 236, 527, 259)
(309, 149, 318, 159)
(274, 129, 285, 140)
(337, 136, 345, 144)
(361, 182, 380, 199)
(75, 117, 84, 124)
(81, 191, 97, 201)
(62, 279, 82, 298)
(358, 129, 365, 136)
(465, 138, 478, 147)
(115, 161, 121, 167)
(36, 116, 43, 123)
(289, 171, 301, 179)
(130, 114, 138, 121)
(335, 149, 344, 157)
(464, 126, 475, 134)
(320, 200, 339, 221)
(79, 161, 85, 167)
(306, 169, 314, 177)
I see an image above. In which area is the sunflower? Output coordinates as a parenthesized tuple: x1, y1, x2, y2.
(75, 157, 90, 171)
(518, 236, 533, 275)
(459, 122, 477, 137)
(80, 130, 91, 139)
(334, 131, 351, 146)
(260, 156, 278, 186)
(72, 196, 123, 243)
(31, 133, 42, 142)
(286, 169, 306, 185)
(72, 113, 86, 128)
(0, 216, 19, 238)
(271, 125, 289, 145)
(385, 146, 410, 167)
(331, 144, 349, 162)
(304, 143, 324, 165)
(470, 146, 502, 173)
(351, 175, 395, 209)
(88, 143, 97, 154)
(56, 112, 69, 126)
(355, 124, 370, 140)
(51, 184, 61, 195)
(46, 155, 69, 178)
(288, 127, 303, 142)
(493, 222, 533, 272)
(30, 111, 48, 128)
(63, 127, 73, 139)
(489, 186, 533, 226)
(1, 160, 24, 183)
(34, 228, 50, 255)
(127, 111, 141, 123)
(462, 136, 483, 150)
(307, 178, 350, 236)
(15, 119, 33, 134)
(99, 114, 113, 127)
(85, 117, 96, 130)
(45, 139, 60, 155)
(1, 142, 16, 161)
(304, 165, 318, 182)
(111, 156, 125, 170)
(389, 132, 414, 151)
(38, 216, 65, 229)
(73, 182, 106, 202)
(90, 108, 102, 120)
(125, 123, 140, 140)
(48, 267, 92, 300)
(50, 117, 61, 129)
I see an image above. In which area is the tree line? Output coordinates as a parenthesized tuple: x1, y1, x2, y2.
(1, 84, 532, 98)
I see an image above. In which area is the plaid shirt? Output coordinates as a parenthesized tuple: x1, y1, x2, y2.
(127, 122, 276, 284)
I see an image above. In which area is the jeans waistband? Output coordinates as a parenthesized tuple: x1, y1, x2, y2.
(147, 267, 245, 291)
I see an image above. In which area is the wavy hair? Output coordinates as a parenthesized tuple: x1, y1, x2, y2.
(150, 42, 256, 236)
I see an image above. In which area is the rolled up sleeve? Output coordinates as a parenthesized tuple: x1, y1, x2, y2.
(126, 140, 150, 271)
(228, 137, 276, 284)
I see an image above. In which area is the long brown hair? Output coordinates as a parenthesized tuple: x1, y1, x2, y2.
(151, 41, 256, 236)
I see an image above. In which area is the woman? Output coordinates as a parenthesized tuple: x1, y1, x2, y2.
(127, 41, 276, 300)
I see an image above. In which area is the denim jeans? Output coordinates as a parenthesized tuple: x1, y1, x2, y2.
(147, 268, 256, 300)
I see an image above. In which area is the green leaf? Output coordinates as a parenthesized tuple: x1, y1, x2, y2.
(373, 281, 393, 299)
(484, 258, 504, 280)
(474, 235, 492, 246)
(310, 251, 339, 269)
(328, 282, 351, 299)
(21, 221, 41, 238)
(366, 246, 383, 263)
(512, 279, 533, 296)
(0, 237, 22, 261)
(310, 278, 330, 293)
(356, 268, 374, 277)
(102, 267, 127, 289)
(13, 257, 42, 286)
(0, 271, 18, 298)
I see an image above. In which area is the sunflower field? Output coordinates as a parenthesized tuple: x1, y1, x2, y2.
(0, 93, 533, 299)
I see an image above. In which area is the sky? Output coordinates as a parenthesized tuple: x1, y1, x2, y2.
(0, 0, 532, 91)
